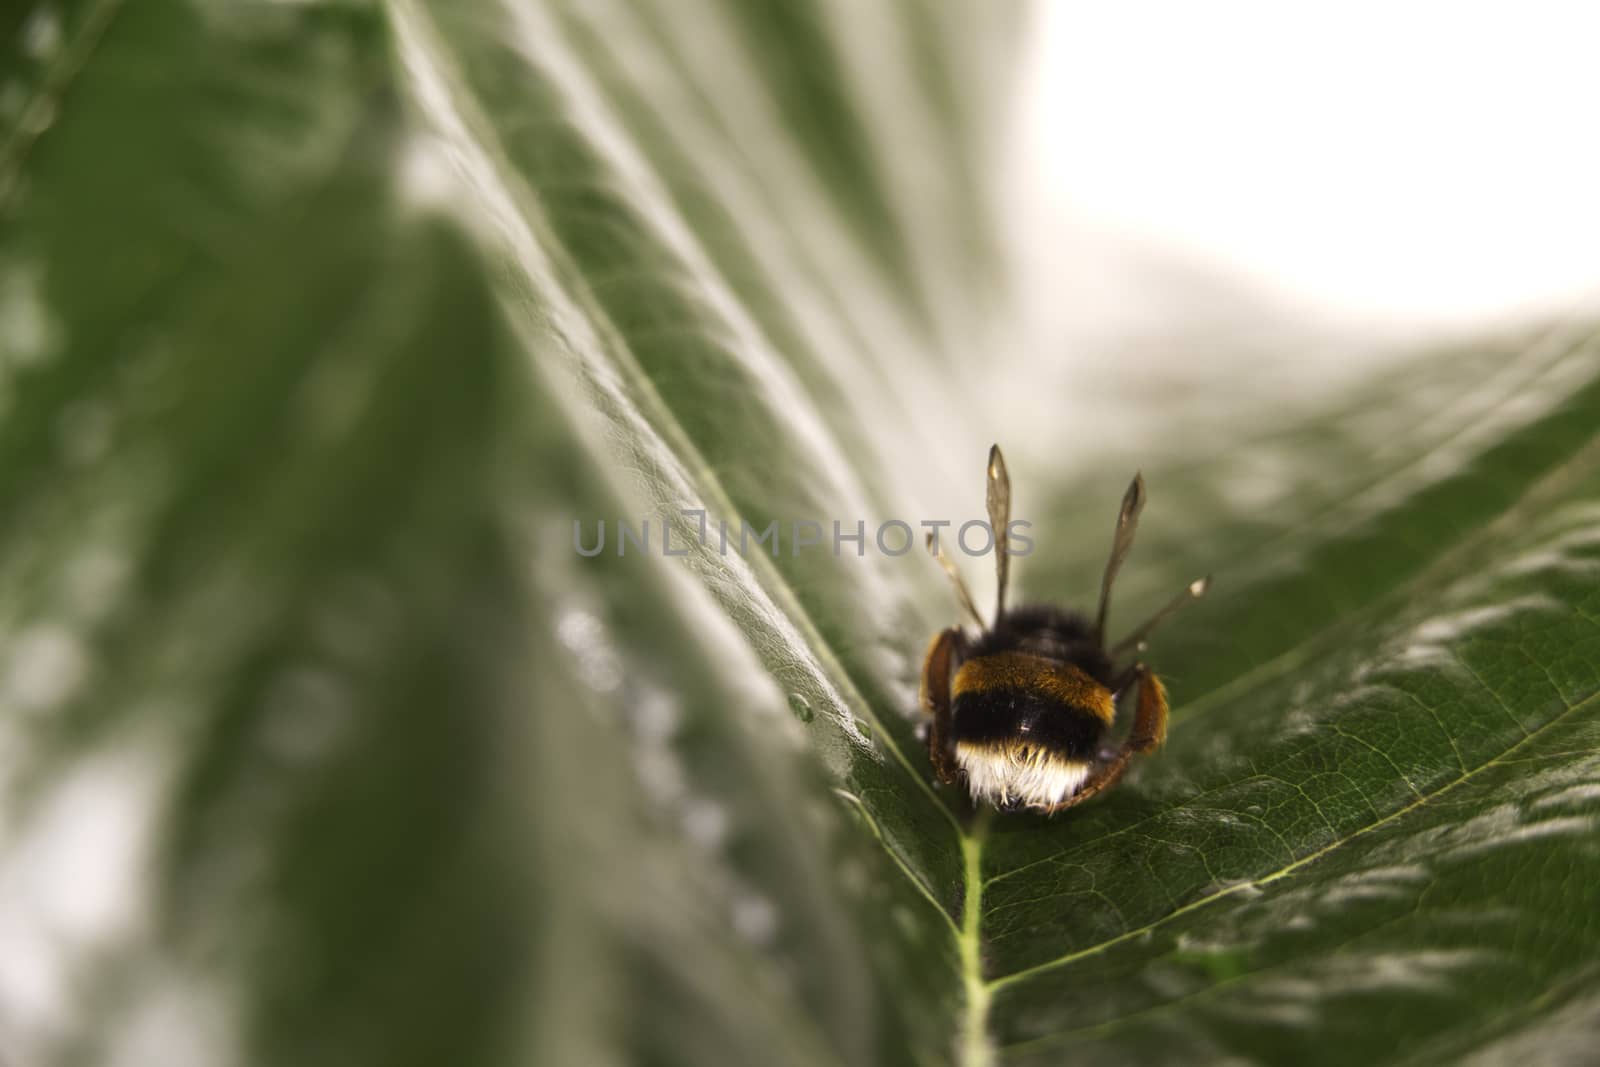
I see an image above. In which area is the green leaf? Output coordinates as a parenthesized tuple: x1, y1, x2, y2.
(3, 2, 1597, 1067)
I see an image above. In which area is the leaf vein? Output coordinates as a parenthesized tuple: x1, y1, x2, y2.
(986, 684, 1599, 992)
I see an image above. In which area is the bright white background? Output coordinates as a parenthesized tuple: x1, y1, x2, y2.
(1013, 0, 1600, 332)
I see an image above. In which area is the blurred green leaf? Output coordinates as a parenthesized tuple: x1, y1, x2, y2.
(3, 2, 1598, 1067)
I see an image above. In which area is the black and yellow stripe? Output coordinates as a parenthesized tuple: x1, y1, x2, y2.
(953, 651, 1115, 724)
(950, 651, 1114, 761)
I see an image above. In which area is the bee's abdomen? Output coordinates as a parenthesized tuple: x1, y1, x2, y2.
(950, 651, 1113, 759)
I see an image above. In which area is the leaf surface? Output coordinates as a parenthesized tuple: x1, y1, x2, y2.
(3, 2, 1598, 1066)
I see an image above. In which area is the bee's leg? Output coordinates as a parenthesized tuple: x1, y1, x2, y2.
(1038, 667, 1168, 813)
(1126, 666, 1169, 752)
(926, 534, 986, 631)
(1108, 663, 1168, 751)
(1040, 753, 1134, 812)
(920, 626, 968, 785)
(1108, 577, 1211, 661)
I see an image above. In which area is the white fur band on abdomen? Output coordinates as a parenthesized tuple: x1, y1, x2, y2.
(955, 744, 1091, 810)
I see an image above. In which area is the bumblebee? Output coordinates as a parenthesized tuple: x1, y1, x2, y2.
(920, 445, 1210, 813)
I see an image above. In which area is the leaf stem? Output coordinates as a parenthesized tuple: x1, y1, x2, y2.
(959, 808, 994, 1067)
